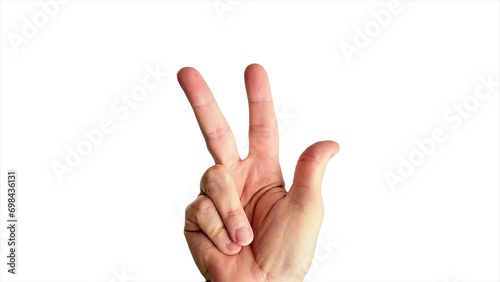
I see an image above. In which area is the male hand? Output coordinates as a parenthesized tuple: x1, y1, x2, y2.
(179, 64, 339, 281)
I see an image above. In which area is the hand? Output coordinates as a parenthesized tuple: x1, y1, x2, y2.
(178, 64, 339, 281)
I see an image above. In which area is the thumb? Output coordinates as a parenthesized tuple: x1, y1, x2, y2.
(289, 140, 340, 207)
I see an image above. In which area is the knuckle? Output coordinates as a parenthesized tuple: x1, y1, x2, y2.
(204, 125, 230, 142)
(187, 195, 215, 216)
(201, 165, 228, 195)
(204, 164, 227, 182)
(208, 224, 226, 240)
(184, 203, 192, 218)
(249, 120, 277, 133)
(225, 207, 246, 221)
(194, 196, 216, 213)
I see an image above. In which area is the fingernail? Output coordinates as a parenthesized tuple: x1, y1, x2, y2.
(235, 227, 252, 245)
(226, 241, 240, 251)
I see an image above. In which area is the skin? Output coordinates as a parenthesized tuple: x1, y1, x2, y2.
(179, 64, 339, 282)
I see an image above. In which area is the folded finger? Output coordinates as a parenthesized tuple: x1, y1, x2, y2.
(185, 195, 242, 255)
(200, 164, 253, 246)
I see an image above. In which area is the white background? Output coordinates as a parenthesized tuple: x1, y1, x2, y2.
(0, 1, 499, 281)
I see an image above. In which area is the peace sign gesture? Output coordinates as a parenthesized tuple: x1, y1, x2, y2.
(179, 64, 339, 281)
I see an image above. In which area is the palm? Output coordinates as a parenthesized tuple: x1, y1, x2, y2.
(209, 158, 318, 281)
(179, 64, 339, 281)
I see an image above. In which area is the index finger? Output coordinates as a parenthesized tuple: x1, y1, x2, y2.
(177, 67, 240, 165)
